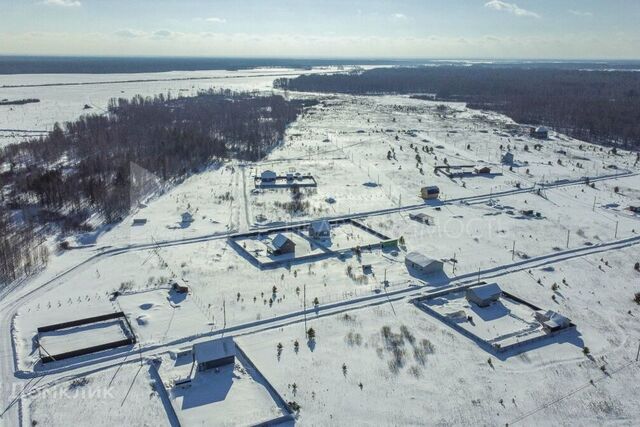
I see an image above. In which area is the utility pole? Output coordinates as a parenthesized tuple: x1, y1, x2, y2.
(452, 252, 457, 275)
(566, 230, 570, 248)
(593, 196, 597, 211)
(636, 340, 640, 362)
(615, 221, 619, 239)
(477, 267, 481, 284)
(303, 284, 307, 336)
(512, 241, 516, 261)
(222, 299, 226, 337)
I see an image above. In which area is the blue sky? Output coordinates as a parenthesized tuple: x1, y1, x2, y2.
(1, 0, 639, 59)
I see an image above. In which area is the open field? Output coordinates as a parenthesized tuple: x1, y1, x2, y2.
(1, 66, 640, 426)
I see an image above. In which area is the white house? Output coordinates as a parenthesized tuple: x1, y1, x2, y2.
(405, 252, 443, 275)
(193, 337, 236, 372)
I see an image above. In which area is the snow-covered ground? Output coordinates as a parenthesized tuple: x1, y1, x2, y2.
(24, 362, 170, 427)
(1, 67, 640, 427)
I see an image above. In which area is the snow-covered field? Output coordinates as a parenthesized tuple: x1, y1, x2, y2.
(1, 66, 640, 427)
(23, 362, 170, 427)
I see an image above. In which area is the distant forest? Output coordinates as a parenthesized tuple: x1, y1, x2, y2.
(0, 89, 314, 282)
(275, 67, 640, 149)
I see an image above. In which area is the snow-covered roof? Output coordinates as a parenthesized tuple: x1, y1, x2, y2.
(193, 337, 236, 364)
(405, 252, 439, 268)
(466, 283, 502, 301)
(422, 185, 440, 192)
(310, 220, 331, 233)
(261, 170, 277, 178)
(535, 126, 549, 133)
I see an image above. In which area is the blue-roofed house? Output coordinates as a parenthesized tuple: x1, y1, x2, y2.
(309, 220, 331, 239)
(267, 233, 295, 255)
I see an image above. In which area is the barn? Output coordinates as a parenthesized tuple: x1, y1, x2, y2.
(465, 283, 502, 307)
(193, 337, 236, 372)
(405, 252, 443, 275)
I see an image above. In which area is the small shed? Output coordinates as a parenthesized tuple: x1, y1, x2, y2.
(267, 233, 296, 255)
(501, 152, 514, 165)
(420, 186, 440, 200)
(465, 283, 502, 307)
(172, 281, 189, 294)
(405, 252, 443, 275)
(193, 337, 236, 372)
(530, 126, 549, 139)
(309, 220, 331, 239)
(260, 170, 277, 182)
(474, 166, 492, 174)
(409, 213, 434, 225)
(535, 310, 571, 332)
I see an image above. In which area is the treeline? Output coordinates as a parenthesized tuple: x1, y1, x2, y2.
(0, 209, 49, 283)
(0, 98, 40, 106)
(275, 67, 640, 148)
(0, 89, 313, 283)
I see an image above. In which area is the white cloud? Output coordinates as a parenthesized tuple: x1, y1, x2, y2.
(569, 10, 593, 17)
(484, 1, 540, 18)
(113, 29, 145, 38)
(204, 17, 226, 24)
(4, 30, 639, 60)
(42, 0, 81, 7)
(392, 13, 407, 20)
(152, 30, 172, 38)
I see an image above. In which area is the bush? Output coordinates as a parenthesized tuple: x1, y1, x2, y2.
(307, 327, 316, 341)
(634, 292, 640, 305)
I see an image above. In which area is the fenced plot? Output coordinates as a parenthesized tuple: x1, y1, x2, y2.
(229, 218, 398, 269)
(413, 285, 576, 354)
(37, 312, 136, 363)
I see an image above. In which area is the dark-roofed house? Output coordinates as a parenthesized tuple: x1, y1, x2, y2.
(501, 152, 514, 165)
(465, 283, 502, 307)
(309, 220, 331, 239)
(405, 252, 443, 275)
(267, 233, 295, 255)
(474, 166, 492, 174)
(260, 170, 277, 182)
(193, 337, 236, 372)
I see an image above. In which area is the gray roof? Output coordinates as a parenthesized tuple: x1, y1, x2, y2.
(193, 337, 236, 364)
(466, 283, 502, 301)
(272, 233, 293, 249)
(405, 252, 439, 268)
(310, 220, 331, 233)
